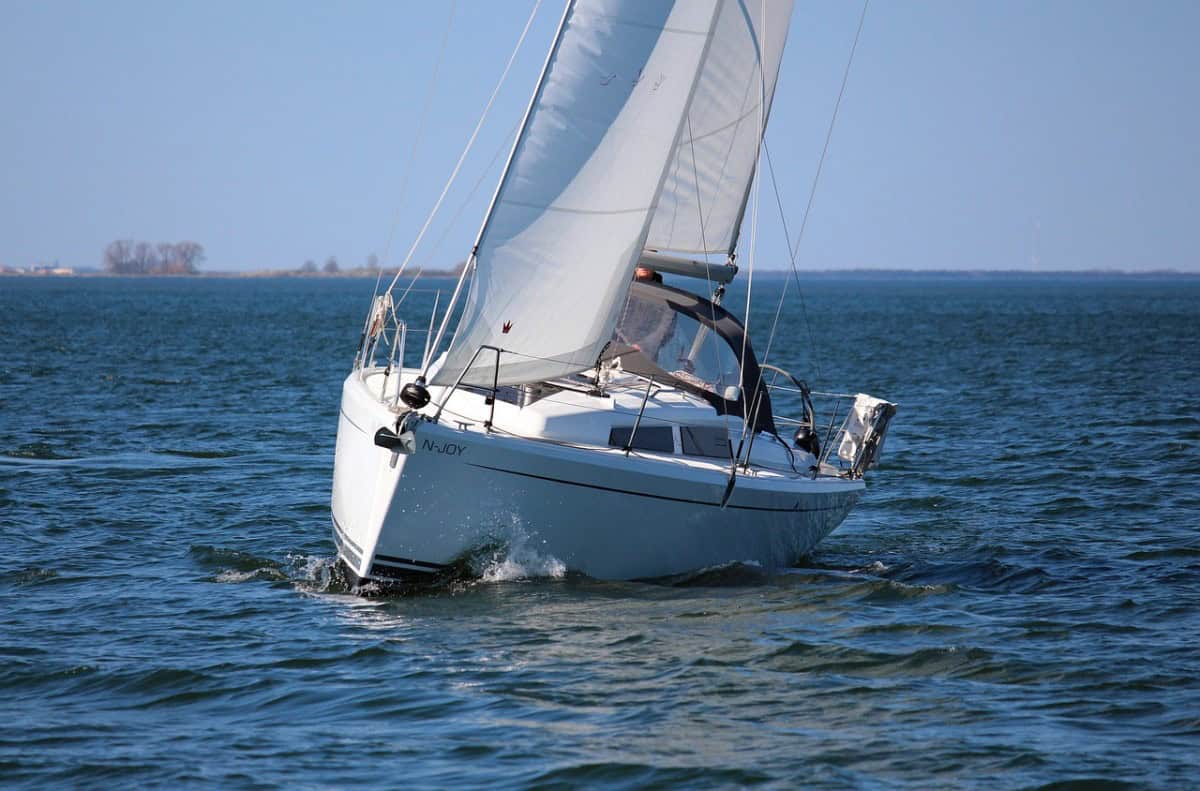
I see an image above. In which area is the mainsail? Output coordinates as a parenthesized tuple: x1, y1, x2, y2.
(647, 0, 794, 256)
(433, 0, 794, 387)
(433, 0, 723, 387)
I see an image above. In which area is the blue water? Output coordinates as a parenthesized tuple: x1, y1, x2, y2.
(1, 275, 1197, 788)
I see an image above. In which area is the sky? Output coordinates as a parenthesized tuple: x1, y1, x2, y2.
(2, 0, 1197, 273)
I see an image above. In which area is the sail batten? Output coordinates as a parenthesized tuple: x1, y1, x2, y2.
(433, 0, 725, 388)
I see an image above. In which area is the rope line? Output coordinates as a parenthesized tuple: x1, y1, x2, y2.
(396, 117, 523, 347)
(760, 0, 869, 383)
(735, 0, 768, 453)
(686, 115, 734, 448)
(761, 143, 818, 378)
(789, 0, 868, 265)
(377, 1, 457, 273)
(383, 0, 544, 297)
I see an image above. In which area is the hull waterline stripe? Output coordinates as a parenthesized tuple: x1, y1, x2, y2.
(370, 562, 439, 580)
(374, 553, 449, 571)
(466, 463, 851, 513)
(333, 535, 361, 570)
(332, 531, 362, 569)
(337, 557, 435, 588)
(331, 515, 364, 556)
(332, 515, 445, 580)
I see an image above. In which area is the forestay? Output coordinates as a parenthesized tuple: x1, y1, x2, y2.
(646, 0, 794, 256)
(433, 0, 722, 388)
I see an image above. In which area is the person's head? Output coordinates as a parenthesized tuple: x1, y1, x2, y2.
(634, 266, 662, 283)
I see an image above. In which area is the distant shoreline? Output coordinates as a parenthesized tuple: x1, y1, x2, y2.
(4, 267, 1197, 280)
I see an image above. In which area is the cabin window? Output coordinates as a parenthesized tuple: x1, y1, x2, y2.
(614, 302, 741, 396)
(608, 426, 674, 453)
(680, 425, 731, 459)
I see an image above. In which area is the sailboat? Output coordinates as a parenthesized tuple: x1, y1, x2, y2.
(330, 0, 894, 587)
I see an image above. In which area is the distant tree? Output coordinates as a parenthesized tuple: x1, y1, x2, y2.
(173, 241, 204, 274)
(366, 253, 379, 271)
(132, 241, 158, 274)
(323, 256, 340, 274)
(104, 239, 135, 273)
(156, 243, 177, 274)
(103, 239, 203, 274)
(300, 259, 317, 273)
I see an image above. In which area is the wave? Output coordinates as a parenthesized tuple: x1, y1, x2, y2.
(0, 567, 60, 588)
(653, 560, 769, 587)
(467, 530, 567, 583)
(1, 442, 71, 461)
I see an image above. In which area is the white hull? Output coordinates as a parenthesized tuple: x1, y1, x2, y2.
(325, 4, 896, 589)
(331, 370, 865, 585)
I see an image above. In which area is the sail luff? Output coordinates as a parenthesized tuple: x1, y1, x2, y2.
(469, 0, 574, 263)
(422, 0, 571, 376)
(725, 0, 786, 257)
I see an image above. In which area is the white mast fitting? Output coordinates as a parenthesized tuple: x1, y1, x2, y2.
(432, 0, 724, 388)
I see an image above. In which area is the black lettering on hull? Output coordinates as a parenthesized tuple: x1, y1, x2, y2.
(421, 439, 466, 456)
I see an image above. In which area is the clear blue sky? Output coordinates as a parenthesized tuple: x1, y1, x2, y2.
(3, 0, 1197, 272)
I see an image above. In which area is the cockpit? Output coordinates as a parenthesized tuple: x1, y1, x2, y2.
(603, 280, 777, 435)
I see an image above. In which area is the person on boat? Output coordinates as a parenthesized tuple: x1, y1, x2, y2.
(634, 265, 663, 283)
(615, 270, 677, 367)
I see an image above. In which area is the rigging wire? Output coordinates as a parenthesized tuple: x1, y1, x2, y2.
(760, 0, 870, 383)
(685, 115, 734, 450)
(738, 165, 760, 447)
(758, 143, 807, 372)
(363, 1, 458, 319)
(402, 117, 522, 313)
(377, 1, 458, 274)
(395, 117, 523, 365)
(382, 0, 544, 298)
(416, 118, 522, 278)
(735, 0, 768, 456)
(790, 0, 869, 265)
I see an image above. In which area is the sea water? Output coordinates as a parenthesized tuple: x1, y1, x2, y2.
(1, 275, 1197, 788)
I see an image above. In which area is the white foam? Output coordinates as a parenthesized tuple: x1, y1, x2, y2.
(285, 553, 339, 592)
(474, 528, 566, 582)
(214, 567, 285, 583)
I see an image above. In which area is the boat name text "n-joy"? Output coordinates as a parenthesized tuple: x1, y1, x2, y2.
(422, 439, 466, 456)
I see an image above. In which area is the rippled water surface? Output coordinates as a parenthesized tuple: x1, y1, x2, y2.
(1, 275, 1197, 788)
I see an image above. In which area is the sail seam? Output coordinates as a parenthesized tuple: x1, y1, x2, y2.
(499, 199, 651, 216)
(576, 15, 710, 36)
(677, 100, 764, 147)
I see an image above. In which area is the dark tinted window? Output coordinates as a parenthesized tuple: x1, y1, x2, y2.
(608, 426, 674, 453)
(680, 425, 731, 459)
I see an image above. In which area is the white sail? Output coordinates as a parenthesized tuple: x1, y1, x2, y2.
(432, 0, 722, 388)
(645, 0, 794, 256)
